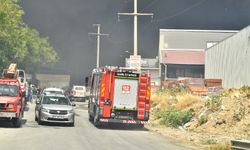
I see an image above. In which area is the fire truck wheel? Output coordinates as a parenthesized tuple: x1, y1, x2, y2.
(138, 124, 144, 128)
(88, 113, 94, 122)
(35, 115, 38, 121)
(21, 108, 24, 117)
(12, 118, 22, 128)
(93, 109, 100, 126)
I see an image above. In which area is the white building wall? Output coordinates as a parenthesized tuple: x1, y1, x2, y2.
(205, 25, 250, 88)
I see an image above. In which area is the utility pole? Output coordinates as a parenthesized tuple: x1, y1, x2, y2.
(88, 24, 109, 68)
(118, 0, 153, 56)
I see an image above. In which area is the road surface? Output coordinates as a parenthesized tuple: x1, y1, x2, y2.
(0, 102, 195, 150)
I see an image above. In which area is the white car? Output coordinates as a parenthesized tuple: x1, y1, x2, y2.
(70, 85, 86, 101)
(42, 87, 64, 95)
(35, 93, 75, 126)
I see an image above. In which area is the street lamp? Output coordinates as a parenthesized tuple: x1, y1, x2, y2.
(124, 50, 131, 54)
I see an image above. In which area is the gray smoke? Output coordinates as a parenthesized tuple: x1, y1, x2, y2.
(20, 0, 250, 83)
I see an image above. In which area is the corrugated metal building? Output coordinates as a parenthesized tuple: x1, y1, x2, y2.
(159, 29, 237, 81)
(205, 25, 250, 88)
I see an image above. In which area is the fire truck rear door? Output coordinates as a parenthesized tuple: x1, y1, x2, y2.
(113, 72, 139, 110)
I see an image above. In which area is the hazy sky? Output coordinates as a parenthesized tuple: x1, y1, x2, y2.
(20, 0, 250, 83)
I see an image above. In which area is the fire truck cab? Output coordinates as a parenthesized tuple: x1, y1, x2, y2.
(88, 66, 151, 126)
(0, 64, 25, 127)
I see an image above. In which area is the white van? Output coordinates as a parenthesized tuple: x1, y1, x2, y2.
(70, 85, 86, 101)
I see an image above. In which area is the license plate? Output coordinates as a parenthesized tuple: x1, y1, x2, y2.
(52, 115, 64, 119)
(0, 112, 16, 118)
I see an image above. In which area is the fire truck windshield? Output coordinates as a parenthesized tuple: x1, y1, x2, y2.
(0, 84, 18, 97)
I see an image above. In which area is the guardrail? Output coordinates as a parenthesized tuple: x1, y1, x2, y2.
(231, 140, 250, 150)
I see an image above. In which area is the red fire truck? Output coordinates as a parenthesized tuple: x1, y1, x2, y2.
(88, 66, 151, 127)
(0, 64, 25, 127)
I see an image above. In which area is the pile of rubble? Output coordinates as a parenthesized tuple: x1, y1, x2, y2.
(149, 86, 250, 148)
(162, 78, 223, 96)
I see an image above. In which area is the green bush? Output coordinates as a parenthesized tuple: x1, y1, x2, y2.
(239, 86, 250, 98)
(204, 139, 217, 145)
(205, 95, 222, 111)
(160, 109, 192, 128)
(233, 106, 246, 122)
(198, 115, 208, 125)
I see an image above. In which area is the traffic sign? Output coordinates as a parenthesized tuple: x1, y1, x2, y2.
(129, 55, 141, 70)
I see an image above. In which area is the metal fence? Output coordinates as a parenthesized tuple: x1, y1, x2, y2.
(231, 140, 250, 150)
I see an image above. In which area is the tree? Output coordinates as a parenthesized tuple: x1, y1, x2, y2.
(0, 0, 58, 72)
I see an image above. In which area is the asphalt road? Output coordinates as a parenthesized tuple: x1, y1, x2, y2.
(0, 102, 195, 150)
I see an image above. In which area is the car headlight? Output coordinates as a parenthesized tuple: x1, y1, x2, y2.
(41, 108, 49, 113)
(68, 109, 74, 114)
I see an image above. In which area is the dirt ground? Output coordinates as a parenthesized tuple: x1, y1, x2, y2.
(149, 88, 250, 149)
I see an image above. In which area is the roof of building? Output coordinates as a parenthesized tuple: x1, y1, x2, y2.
(160, 29, 238, 33)
(159, 29, 237, 50)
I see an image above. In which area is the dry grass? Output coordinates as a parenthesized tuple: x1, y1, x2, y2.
(151, 92, 172, 110)
(151, 91, 202, 111)
(174, 94, 201, 110)
(208, 143, 230, 150)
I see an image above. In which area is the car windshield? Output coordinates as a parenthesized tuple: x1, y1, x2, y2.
(42, 96, 70, 105)
(0, 84, 18, 97)
(75, 87, 84, 90)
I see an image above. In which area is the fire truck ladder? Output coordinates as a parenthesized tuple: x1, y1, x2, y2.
(137, 74, 148, 119)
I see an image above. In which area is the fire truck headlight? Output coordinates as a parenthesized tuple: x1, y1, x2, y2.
(8, 104, 14, 109)
(104, 100, 111, 105)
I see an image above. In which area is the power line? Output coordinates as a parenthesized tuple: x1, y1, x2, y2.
(118, 0, 153, 56)
(153, 0, 207, 23)
(141, 0, 208, 31)
(141, 0, 160, 12)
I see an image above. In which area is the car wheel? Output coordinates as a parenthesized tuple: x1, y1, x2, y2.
(69, 121, 75, 127)
(12, 118, 22, 128)
(38, 113, 43, 125)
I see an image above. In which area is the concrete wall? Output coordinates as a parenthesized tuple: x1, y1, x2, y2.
(205, 25, 250, 88)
